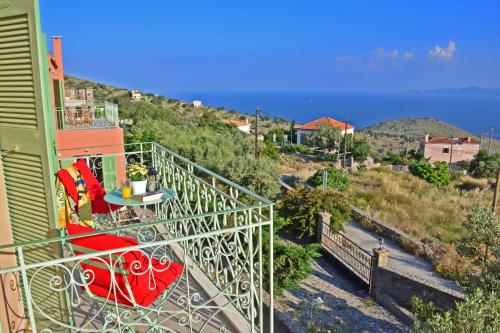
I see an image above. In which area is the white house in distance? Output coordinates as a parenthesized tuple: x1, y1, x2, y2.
(295, 117, 354, 145)
(130, 90, 142, 101)
(222, 119, 251, 134)
(193, 100, 203, 108)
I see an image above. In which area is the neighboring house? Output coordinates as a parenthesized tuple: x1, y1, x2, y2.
(296, 117, 354, 145)
(223, 119, 251, 134)
(131, 90, 142, 101)
(193, 100, 203, 108)
(420, 134, 481, 163)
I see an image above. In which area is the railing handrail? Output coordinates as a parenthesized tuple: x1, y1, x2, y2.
(0, 204, 270, 255)
(57, 142, 274, 206)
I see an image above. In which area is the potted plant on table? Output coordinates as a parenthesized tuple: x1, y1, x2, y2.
(127, 163, 148, 195)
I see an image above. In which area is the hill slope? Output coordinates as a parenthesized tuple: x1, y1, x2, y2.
(360, 118, 500, 159)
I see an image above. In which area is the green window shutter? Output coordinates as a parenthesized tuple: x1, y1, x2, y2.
(0, 0, 69, 327)
(102, 155, 117, 191)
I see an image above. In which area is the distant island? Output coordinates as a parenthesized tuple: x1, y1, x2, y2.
(407, 86, 500, 97)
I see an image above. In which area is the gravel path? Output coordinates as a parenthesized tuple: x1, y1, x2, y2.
(275, 256, 408, 333)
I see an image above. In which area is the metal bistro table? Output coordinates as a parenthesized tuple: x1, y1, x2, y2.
(104, 188, 177, 227)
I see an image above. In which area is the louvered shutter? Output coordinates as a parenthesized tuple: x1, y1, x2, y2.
(0, 0, 69, 327)
(102, 155, 117, 191)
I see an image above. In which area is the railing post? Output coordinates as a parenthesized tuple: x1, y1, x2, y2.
(17, 247, 37, 333)
(269, 205, 274, 333)
(317, 212, 330, 244)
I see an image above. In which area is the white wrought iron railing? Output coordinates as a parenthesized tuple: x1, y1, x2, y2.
(0, 142, 274, 332)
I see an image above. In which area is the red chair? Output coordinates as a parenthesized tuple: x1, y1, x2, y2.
(57, 159, 120, 214)
(66, 223, 183, 307)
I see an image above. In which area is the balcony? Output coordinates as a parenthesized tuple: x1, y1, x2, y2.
(56, 101, 120, 130)
(0, 142, 274, 332)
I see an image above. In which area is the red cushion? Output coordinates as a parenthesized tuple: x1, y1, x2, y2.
(67, 224, 183, 307)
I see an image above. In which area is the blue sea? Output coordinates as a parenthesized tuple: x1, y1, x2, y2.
(165, 92, 500, 139)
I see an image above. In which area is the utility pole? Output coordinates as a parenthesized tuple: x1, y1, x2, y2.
(493, 167, 500, 213)
(255, 108, 260, 160)
(343, 120, 348, 170)
(449, 137, 454, 165)
(488, 127, 494, 154)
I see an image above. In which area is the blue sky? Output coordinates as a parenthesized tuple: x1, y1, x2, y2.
(40, 0, 500, 93)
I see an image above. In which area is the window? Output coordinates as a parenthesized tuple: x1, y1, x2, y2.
(443, 148, 450, 154)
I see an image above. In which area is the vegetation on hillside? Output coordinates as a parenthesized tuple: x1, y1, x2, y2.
(347, 167, 496, 277)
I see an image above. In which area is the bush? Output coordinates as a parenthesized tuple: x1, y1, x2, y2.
(308, 168, 349, 191)
(262, 215, 321, 295)
(279, 188, 350, 240)
(469, 149, 500, 179)
(261, 141, 280, 160)
(410, 160, 450, 186)
(411, 289, 500, 333)
(282, 144, 313, 155)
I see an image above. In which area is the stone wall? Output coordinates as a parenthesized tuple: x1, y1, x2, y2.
(370, 265, 464, 325)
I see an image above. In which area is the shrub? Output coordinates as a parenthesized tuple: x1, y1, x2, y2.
(469, 149, 500, 179)
(458, 204, 500, 293)
(262, 215, 321, 295)
(279, 188, 350, 240)
(282, 144, 313, 155)
(411, 289, 500, 333)
(261, 141, 280, 160)
(410, 160, 450, 186)
(308, 168, 349, 191)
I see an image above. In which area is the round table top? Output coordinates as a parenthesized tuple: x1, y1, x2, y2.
(104, 188, 176, 207)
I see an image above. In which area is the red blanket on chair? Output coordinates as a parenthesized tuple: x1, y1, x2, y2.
(67, 224, 183, 307)
(57, 159, 120, 214)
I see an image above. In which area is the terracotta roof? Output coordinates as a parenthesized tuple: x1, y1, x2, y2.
(296, 117, 354, 131)
(223, 119, 248, 127)
(424, 136, 481, 145)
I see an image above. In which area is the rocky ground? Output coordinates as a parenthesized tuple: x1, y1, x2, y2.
(274, 257, 407, 333)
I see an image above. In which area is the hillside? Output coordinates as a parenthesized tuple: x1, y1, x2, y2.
(360, 118, 500, 159)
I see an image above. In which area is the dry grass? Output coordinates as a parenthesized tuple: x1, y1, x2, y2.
(348, 167, 496, 277)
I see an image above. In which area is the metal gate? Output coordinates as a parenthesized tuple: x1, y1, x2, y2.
(318, 221, 373, 287)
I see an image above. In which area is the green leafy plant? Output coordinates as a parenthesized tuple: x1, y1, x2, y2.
(261, 141, 280, 160)
(279, 188, 350, 240)
(458, 204, 500, 293)
(469, 149, 500, 179)
(308, 168, 349, 191)
(126, 163, 148, 181)
(262, 215, 321, 295)
(411, 289, 500, 333)
(410, 160, 450, 186)
(282, 144, 314, 155)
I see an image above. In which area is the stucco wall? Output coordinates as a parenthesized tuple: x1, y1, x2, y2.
(424, 143, 480, 163)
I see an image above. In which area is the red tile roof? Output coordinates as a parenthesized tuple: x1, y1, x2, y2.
(296, 117, 354, 131)
(424, 136, 481, 145)
(223, 119, 249, 127)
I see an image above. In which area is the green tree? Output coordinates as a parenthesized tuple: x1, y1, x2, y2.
(469, 149, 500, 179)
(223, 156, 281, 199)
(410, 160, 450, 186)
(308, 168, 349, 191)
(261, 141, 280, 160)
(279, 188, 350, 239)
(308, 123, 341, 149)
(349, 137, 371, 163)
(264, 128, 286, 143)
(458, 204, 500, 293)
(411, 289, 500, 333)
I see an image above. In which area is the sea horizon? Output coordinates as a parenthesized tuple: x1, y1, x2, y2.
(164, 91, 500, 139)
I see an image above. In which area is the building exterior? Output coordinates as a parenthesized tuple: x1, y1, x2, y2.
(131, 90, 142, 101)
(193, 99, 203, 108)
(420, 134, 481, 164)
(223, 119, 251, 134)
(296, 117, 354, 145)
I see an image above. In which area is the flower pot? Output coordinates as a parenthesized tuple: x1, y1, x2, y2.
(130, 180, 147, 195)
